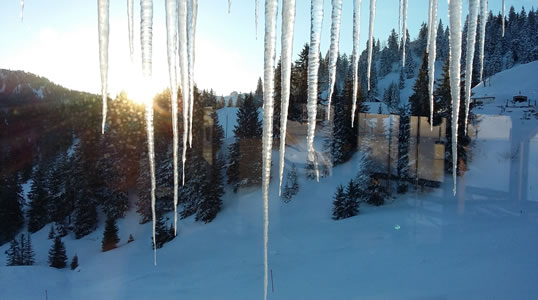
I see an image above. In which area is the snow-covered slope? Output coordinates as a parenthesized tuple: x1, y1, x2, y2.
(1, 74, 538, 299)
(472, 60, 538, 109)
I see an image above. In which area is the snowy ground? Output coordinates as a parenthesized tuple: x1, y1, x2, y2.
(1, 63, 538, 300)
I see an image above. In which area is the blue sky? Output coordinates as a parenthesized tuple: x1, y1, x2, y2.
(0, 1, 530, 97)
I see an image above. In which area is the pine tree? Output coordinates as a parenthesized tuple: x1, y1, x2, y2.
(71, 144, 98, 238)
(48, 224, 56, 239)
(290, 44, 309, 121)
(342, 180, 360, 218)
(101, 216, 120, 252)
(397, 105, 411, 193)
(330, 71, 364, 166)
(27, 166, 50, 233)
(273, 59, 282, 139)
(0, 173, 24, 245)
(197, 155, 224, 223)
(6, 238, 20, 266)
(70, 254, 79, 270)
(128, 234, 134, 243)
(195, 111, 225, 223)
(282, 164, 299, 202)
(409, 51, 430, 118)
(332, 185, 347, 220)
(48, 236, 67, 269)
(153, 214, 169, 249)
(227, 93, 262, 190)
(23, 233, 35, 266)
(254, 77, 263, 108)
(48, 152, 72, 227)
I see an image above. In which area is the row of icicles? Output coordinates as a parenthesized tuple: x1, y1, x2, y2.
(96, 0, 497, 299)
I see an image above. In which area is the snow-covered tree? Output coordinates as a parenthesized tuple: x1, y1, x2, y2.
(70, 254, 79, 270)
(282, 164, 299, 202)
(5, 238, 21, 266)
(23, 233, 35, 266)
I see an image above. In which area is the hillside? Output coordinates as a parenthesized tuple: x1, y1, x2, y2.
(1, 62, 537, 298)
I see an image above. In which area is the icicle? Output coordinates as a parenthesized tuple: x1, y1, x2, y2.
(448, 0, 462, 195)
(326, 0, 343, 120)
(140, 0, 157, 265)
(255, 0, 259, 39)
(502, 0, 506, 37)
(351, 0, 362, 127)
(398, 0, 402, 50)
(367, 0, 376, 91)
(401, 0, 408, 67)
(262, 2, 278, 299)
(20, 0, 24, 22)
(178, 0, 189, 185)
(187, 0, 198, 148)
(307, 0, 324, 181)
(98, 0, 110, 135)
(165, 0, 179, 236)
(128, 0, 135, 61)
(426, 0, 433, 53)
(228, 0, 232, 14)
(278, 0, 296, 196)
(428, 0, 438, 131)
(464, 0, 479, 135)
(478, 0, 487, 81)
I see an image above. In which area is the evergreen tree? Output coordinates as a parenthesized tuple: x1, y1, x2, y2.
(128, 234, 134, 243)
(48, 224, 56, 239)
(195, 110, 225, 223)
(153, 213, 170, 249)
(273, 59, 282, 139)
(0, 173, 24, 245)
(282, 164, 299, 202)
(227, 93, 262, 190)
(23, 233, 35, 266)
(70, 254, 79, 270)
(71, 144, 98, 238)
(305, 159, 317, 180)
(48, 152, 72, 227)
(435, 59, 471, 175)
(332, 185, 347, 220)
(366, 178, 385, 206)
(409, 51, 431, 118)
(48, 236, 67, 269)
(330, 71, 364, 166)
(101, 216, 120, 252)
(397, 105, 411, 193)
(6, 238, 21, 266)
(27, 166, 50, 233)
(290, 44, 309, 121)
(254, 77, 263, 108)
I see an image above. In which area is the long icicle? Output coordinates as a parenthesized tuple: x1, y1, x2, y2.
(262, 2, 278, 299)
(165, 0, 180, 236)
(307, 0, 324, 182)
(255, 0, 259, 39)
(140, 0, 157, 265)
(428, 0, 438, 131)
(464, 0, 479, 135)
(401, 0, 408, 67)
(326, 0, 343, 120)
(20, 0, 24, 22)
(98, 0, 110, 134)
(351, 0, 362, 127)
(228, 0, 232, 14)
(502, 0, 506, 37)
(426, 0, 433, 53)
(187, 0, 198, 148)
(398, 0, 402, 50)
(278, 0, 296, 196)
(478, 0, 487, 82)
(448, 0, 462, 195)
(178, 0, 189, 185)
(128, 0, 135, 61)
(366, 0, 376, 91)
